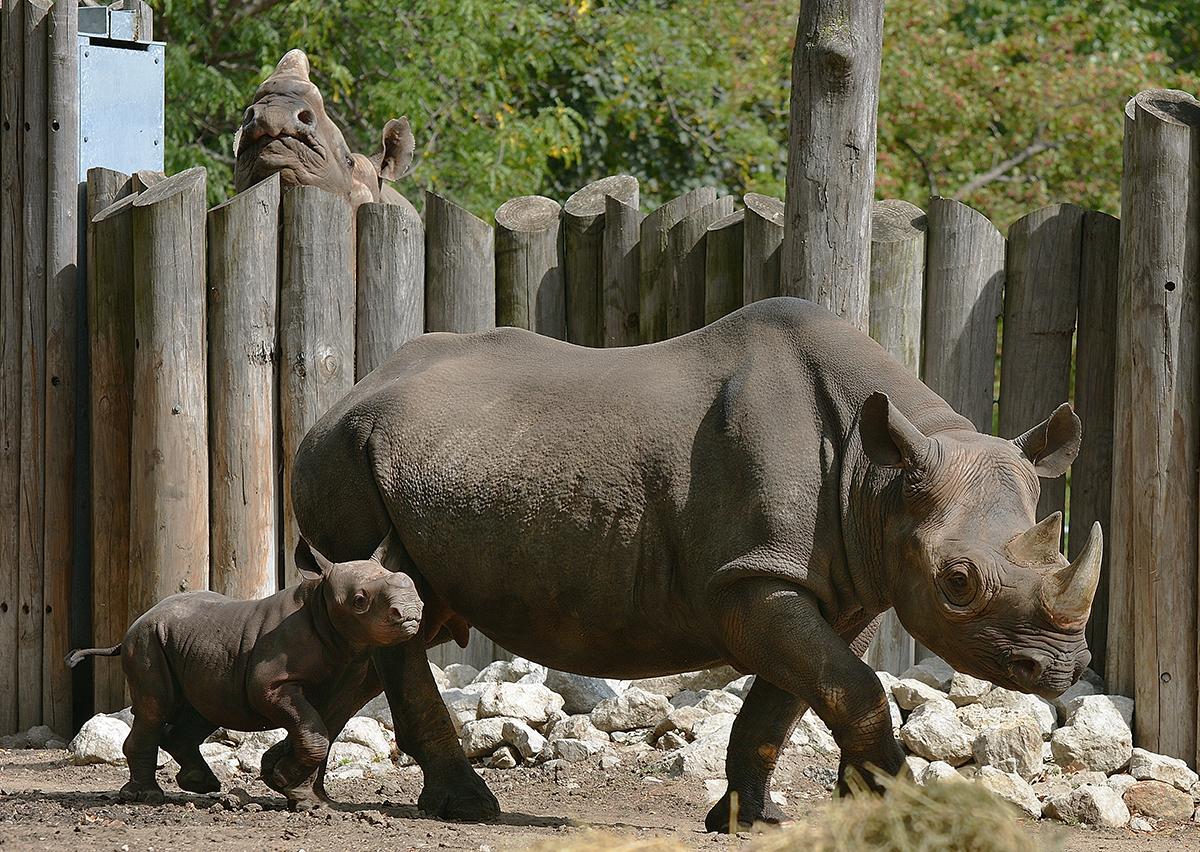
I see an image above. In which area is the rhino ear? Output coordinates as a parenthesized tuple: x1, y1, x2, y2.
(860, 392, 932, 470)
(372, 117, 415, 181)
(295, 537, 336, 581)
(1013, 403, 1080, 478)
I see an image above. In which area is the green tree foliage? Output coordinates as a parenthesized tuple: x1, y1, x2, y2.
(160, 0, 1196, 223)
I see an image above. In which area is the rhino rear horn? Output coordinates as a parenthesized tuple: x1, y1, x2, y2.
(1039, 522, 1103, 629)
(271, 49, 311, 82)
(1004, 511, 1064, 567)
(860, 392, 932, 470)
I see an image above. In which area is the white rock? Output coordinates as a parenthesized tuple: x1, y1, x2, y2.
(461, 717, 510, 758)
(668, 690, 704, 709)
(905, 755, 930, 779)
(590, 687, 671, 733)
(874, 673, 904, 731)
(199, 741, 239, 772)
(1129, 816, 1155, 832)
(357, 694, 393, 729)
(1050, 699, 1132, 774)
(724, 675, 754, 699)
(694, 690, 743, 715)
(980, 688, 1056, 736)
(326, 740, 381, 769)
(489, 745, 519, 769)
(1107, 773, 1138, 795)
(1051, 679, 1098, 723)
(553, 738, 600, 763)
(791, 710, 838, 757)
(545, 714, 610, 746)
(68, 715, 129, 765)
(598, 753, 621, 770)
(510, 657, 548, 684)
(500, 719, 547, 761)
(1062, 694, 1134, 730)
(610, 728, 654, 745)
(1128, 747, 1198, 792)
(956, 704, 1018, 732)
(1045, 784, 1130, 827)
(892, 678, 946, 711)
(900, 657, 955, 690)
(661, 713, 734, 777)
(703, 779, 725, 805)
(920, 760, 964, 785)
(544, 670, 623, 714)
(899, 700, 974, 766)
(443, 663, 480, 689)
(653, 705, 710, 740)
(974, 766, 1041, 817)
(628, 666, 742, 698)
(657, 731, 688, 751)
(476, 683, 564, 725)
(429, 661, 449, 691)
(108, 707, 135, 727)
(947, 672, 993, 707)
(336, 717, 391, 760)
(1123, 779, 1196, 820)
(473, 660, 524, 684)
(440, 688, 482, 734)
(972, 718, 1043, 780)
(1069, 770, 1109, 788)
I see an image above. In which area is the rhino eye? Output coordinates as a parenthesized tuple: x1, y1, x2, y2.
(939, 563, 979, 609)
(352, 592, 369, 612)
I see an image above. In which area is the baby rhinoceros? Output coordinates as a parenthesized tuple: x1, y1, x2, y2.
(66, 534, 422, 810)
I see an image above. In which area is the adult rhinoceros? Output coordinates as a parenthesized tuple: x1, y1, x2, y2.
(288, 297, 1101, 831)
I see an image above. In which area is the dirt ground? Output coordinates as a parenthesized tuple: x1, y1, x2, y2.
(1, 749, 1198, 851)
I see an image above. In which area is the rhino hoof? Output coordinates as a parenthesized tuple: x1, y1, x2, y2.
(704, 790, 789, 833)
(119, 781, 166, 804)
(417, 778, 500, 822)
(176, 766, 221, 794)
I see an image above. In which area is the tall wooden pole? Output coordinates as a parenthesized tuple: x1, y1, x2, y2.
(356, 202, 425, 375)
(495, 195, 564, 337)
(424, 192, 494, 335)
(781, 0, 884, 332)
(563, 175, 638, 347)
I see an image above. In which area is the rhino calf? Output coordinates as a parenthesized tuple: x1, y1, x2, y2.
(66, 536, 422, 810)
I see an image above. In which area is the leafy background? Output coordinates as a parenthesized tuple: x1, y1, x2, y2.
(159, 0, 1199, 224)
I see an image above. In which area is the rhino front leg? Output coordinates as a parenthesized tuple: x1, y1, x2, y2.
(712, 578, 905, 815)
(373, 641, 500, 821)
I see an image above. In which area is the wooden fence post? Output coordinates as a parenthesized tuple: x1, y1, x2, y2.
(129, 168, 210, 620)
(922, 197, 1005, 434)
(279, 186, 355, 586)
(1071, 210, 1119, 677)
(564, 175, 638, 347)
(495, 195, 564, 337)
(781, 0, 883, 333)
(743, 192, 784, 306)
(1113, 89, 1200, 764)
(356, 202, 425, 377)
(639, 187, 717, 343)
(18, 0, 51, 729)
(207, 175, 280, 601)
(705, 209, 744, 325)
(665, 195, 735, 337)
(87, 171, 135, 712)
(425, 191, 494, 334)
(865, 199, 926, 674)
(0, 0, 27, 734)
(998, 204, 1084, 521)
(601, 194, 642, 347)
(42, 0, 79, 733)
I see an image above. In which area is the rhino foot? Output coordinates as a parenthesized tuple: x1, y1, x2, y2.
(176, 766, 221, 794)
(119, 780, 166, 804)
(417, 774, 500, 822)
(704, 789, 789, 833)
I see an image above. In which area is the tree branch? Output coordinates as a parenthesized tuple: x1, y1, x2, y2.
(897, 137, 938, 198)
(956, 137, 1058, 198)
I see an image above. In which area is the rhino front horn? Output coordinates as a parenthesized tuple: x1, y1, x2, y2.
(1040, 521, 1103, 629)
(272, 49, 311, 81)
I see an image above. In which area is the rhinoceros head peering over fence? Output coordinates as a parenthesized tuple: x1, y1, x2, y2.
(233, 49, 415, 210)
(862, 394, 1101, 698)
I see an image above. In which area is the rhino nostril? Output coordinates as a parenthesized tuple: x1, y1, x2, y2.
(1009, 652, 1046, 686)
(297, 109, 315, 128)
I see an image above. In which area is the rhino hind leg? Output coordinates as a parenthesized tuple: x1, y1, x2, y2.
(162, 705, 220, 794)
(706, 676, 808, 832)
(118, 629, 181, 804)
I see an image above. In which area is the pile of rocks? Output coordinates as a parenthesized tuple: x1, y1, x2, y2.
(22, 656, 1199, 831)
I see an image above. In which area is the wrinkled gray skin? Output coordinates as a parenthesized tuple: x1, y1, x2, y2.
(67, 539, 423, 810)
(233, 49, 417, 217)
(291, 297, 1102, 831)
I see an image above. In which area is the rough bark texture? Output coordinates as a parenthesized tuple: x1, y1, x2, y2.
(864, 199, 926, 674)
(356, 201, 425, 377)
(207, 175, 280, 602)
(495, 195, 563, 338)
(639, 187, 716, 343)
(564, 175, 637, 347)
(87, 172, 136, 713)
(998, 203, 1084, 520)
(781, 0, 884, 333)
(129, 168, 210, 621)
(742, 193, 784, 306)
(705, 209, 744, 325)
(601, 194, 642, 347)
(665, 195, 735, 338)
(1071, 210, 1119, 677)
(279, 186, 355, 587)
(424, 191, 494, 335)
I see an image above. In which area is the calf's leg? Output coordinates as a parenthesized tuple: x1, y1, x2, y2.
(255, 685, 330, 811)
(119, 636, 178, 803)
(161, 705, 220, 794)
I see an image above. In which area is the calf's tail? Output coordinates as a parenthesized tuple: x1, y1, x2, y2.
(65, 645, 122, 668)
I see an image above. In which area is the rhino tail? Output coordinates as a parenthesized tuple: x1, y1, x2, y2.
(65, 644, 122, 668)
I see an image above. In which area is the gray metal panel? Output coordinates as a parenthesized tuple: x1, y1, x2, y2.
(78, 7, 110, 36)
(109, 10, 136, 41)
(77, 39, 165, 183)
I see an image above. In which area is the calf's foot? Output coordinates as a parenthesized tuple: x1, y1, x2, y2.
(417, 769, 500, 821)
(176, 765, 221, 794)
(119, 780, 165, 804)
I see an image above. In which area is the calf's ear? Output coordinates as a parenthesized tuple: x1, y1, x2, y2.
(295, 537, 336, 580)
(370, 529, 405, 572)
(860, 392, 932, 470)
(371, 117, 415, 181)
(1012, 402, 1080, 478)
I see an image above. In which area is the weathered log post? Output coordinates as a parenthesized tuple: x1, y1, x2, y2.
(129, 168, 210, 620)
(1111, 89, 1200, 764)
(705, 209, 744, 324)
(998, 204, 1084, 522)
(425, 191, 495, 334)
(665, 195, 735, 337)
(564, 175, 638, 347)
(495, 195, 564, 337)
(864, 199, 926, 673)
(781, 0, 884, 333)
(87, 172, 135, 712)
(279, 186, 355, 586)
(18, 0, 51, 728)
(1071, 210, 1119, 677)
(639, 187, 717, 343)
(601, 194, 642, 347)
(0, 0, 27, 733)
(742, 192, 784, 305)
(42, 0, 78, 732)
(356, 202, 425, 377)
(208, 175, 280, 601)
